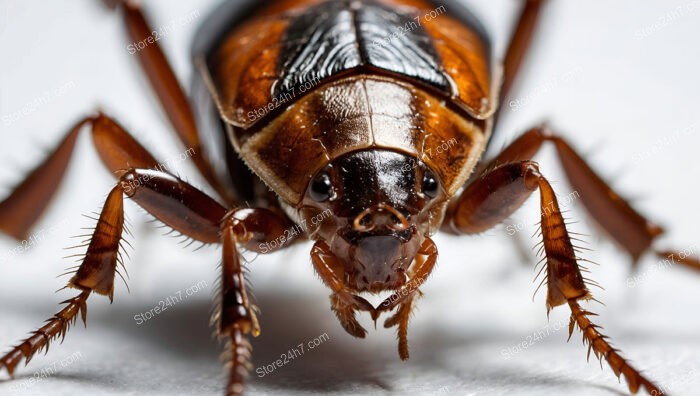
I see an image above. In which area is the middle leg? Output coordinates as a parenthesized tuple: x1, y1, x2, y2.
(468, 126, 700, 271)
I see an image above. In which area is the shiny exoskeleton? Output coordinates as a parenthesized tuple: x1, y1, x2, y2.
(1, 1, 696, 395)
(193, 0, 494, 294)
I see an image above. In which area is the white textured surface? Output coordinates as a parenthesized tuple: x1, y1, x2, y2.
(1, 1, 700, 395)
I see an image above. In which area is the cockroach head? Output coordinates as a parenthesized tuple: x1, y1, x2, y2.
(299, 149, 447, 291)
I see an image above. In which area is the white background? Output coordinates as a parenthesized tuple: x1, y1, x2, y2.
(1, 0, 700, 395)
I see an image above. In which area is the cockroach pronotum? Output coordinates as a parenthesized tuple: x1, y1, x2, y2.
(0, 0, 697, 395)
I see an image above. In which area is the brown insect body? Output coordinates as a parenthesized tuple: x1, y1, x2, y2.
(194, 0, 492, 296)
(2, 1, 697, 394)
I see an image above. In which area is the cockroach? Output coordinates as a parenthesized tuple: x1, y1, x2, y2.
(0, 0, 697, 395)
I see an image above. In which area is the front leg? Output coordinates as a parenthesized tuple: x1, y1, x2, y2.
(0, 168, 227, 376)
(218, 208, 290, 395)
(446, 160, 663, 395)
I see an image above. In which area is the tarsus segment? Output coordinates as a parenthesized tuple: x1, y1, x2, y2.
(0, 290, 90, 377)
(568, 300, 663, 395)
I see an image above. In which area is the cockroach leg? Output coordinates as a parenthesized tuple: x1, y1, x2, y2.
(219, 216, 256, 396)
(446, 161, 540, 236)
(446, 160, 663, 394)
(0, 182, 127, 376)
(567, 300, 662, 395)
(482, 126, 700, 271)
(107, 1, 235, 205)
(67, 186, 127, 301)
(654, 250, 700, 272)
(0, 110, 251, 243)
(0, 169, 228, 378)
(496, 0, 547, 124)
(0, 107, 292, 393)
(0, 112, 171, 241)
(311, 241, 376, 338)
(0, 117, 89, 240)
(0, 290, 90, 378)
(217, 208, 292, 339)
(218, 209, 292, 396)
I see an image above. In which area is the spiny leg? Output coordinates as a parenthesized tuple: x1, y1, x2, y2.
(0, 3, 239, 234)
(483, 126, 699, 270)
(0, 167, 228, 377)
(0, 111, 240, 241)
(567, 300, 660, 394)
(446, 160, 662, 395)
(0, 184, 127, 375)
(537, 178, 661, 394)
(105, 0, 234, 204)
(0, 113, 163, 241)
(0, 111, 294, 393)
(122, 176, 295, 396)
(220, 217, 254, 396)
(0, 290, 90, 376)
(0, 118, 227, 375)
(218, 209, 290, 395)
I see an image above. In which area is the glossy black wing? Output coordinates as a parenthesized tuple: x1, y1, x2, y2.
(275, 0, 451, 97)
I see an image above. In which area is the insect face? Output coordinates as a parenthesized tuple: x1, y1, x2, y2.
(300, 149, 446, 292)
